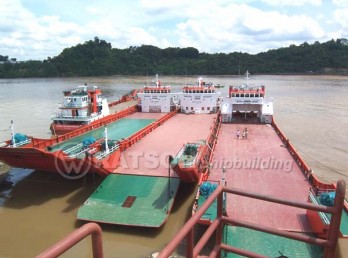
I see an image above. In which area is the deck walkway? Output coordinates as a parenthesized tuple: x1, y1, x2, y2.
(114, 113, 217, 177)
(207, 123, 313, 232)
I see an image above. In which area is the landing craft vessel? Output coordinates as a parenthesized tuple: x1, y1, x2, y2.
(189, 72, 348, 257)
(50, 85, 139, 135)
(0, 89, 139, 176)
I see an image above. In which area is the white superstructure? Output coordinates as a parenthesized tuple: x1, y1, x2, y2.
(221, 71, 273, 123)
(138, 75, 175, 113)
(177, 77, 221, 114)
(51, 85, 109, 124)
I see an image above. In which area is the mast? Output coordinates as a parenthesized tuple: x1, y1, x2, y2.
(198, 77, 203, 87)
(155, 74, 160, 88)
(10, 120, 15, 147)
(245, 70, 250, 86)
(222, 166, 226, 214)
(104, 126, 109, 154)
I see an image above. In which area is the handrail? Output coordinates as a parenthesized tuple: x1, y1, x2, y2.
(36, 222, 103, 258)
(272, 119, 346, 211)
(63, 143, 84, 154)
(158, 179, 346, 258)
(10, 138, 31, 147)
(200, 113, 221, 183)
(95, 144, 120, 160)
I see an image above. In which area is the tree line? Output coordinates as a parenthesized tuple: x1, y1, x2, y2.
(1, 37, 347, 78)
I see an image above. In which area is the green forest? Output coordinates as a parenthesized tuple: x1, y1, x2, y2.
(1, 37, 348, 78)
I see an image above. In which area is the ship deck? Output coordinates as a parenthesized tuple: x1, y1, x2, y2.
(114, 113, 217, 177)
(207, 123, 313, 232)
(77, 174, 180, 227)
(49, 112, 165, 152)
(223, 225, 323, 257)
(78, 113, 218, 227)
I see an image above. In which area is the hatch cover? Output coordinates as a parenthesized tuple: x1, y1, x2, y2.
(122, 196, 136, 208)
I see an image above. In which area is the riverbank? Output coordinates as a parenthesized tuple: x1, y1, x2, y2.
(1, 70, 348, 79)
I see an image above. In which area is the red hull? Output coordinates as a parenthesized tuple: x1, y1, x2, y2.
(0, 145, 121, 176)
(171, 164, 200, 183)
(0, 109, 178, 177)
(50, 124, 84, 135)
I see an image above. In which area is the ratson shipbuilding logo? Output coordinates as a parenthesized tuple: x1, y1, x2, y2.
(53, 142, 92, 179)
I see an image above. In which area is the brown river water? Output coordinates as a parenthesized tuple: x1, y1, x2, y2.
(0, 75, 347, 257)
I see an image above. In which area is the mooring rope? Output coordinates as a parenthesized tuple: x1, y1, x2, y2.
(297, 147, 348, 177)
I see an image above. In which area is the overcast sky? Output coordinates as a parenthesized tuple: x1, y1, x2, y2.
(1, 0, 347, 60)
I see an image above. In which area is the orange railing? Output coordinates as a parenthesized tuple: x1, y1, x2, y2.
(108, 89, 139, 107)
(200, 112, 222, 183)
(37, 223, 103, 258)
(158, 179, 346, 258)
(271, 119, 346, 210)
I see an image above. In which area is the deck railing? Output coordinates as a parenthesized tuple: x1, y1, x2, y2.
(201, 113, 221, 183)
(95, 143, 120, 160)
(272, 119, 347, 211)
(158, 179, 346, 258)
(37, 223, 103, 258)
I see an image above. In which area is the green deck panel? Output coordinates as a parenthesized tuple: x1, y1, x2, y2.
(50, 118, 155, 152)
(222, 226, 323, 258)
(197, 181, 220, 224)
(198, 195, 217, 223)
(77, 174, 180, 227)
(326, 208, 348, 236)
(315, 194, 348, 236)
(340, 209, 348, 236)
